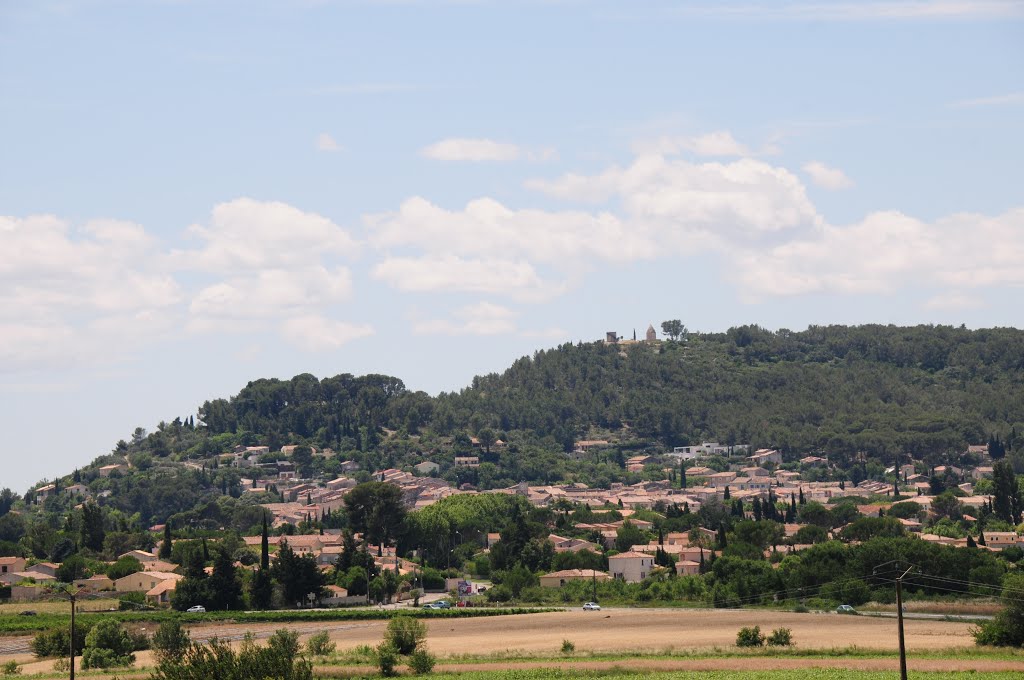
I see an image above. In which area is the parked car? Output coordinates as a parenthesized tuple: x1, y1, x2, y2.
(421, 601, 450, 609)
(186, 605, 206, 613)
(836, 604, 858, 614)
(583, 602, 601, 611)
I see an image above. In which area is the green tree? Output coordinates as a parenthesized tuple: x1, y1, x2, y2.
(992, 461, 1022, 524)
(615, 520, 647, 553)
(159, 522, 172, 560)
(207, 546, 243, 611)
(344, 482, 407, 548)
(974, 572, 1024, 646)
(660, 320, 685, 341)
(81, 619, 136, 669)
(79, 502, 105, 553)
(273, 540, 327, 607)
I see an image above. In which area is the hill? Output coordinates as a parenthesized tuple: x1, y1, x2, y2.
(9, 323, 1024, 528)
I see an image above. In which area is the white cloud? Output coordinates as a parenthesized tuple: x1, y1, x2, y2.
(176, 198, 358, 272)
(316, 133, 342, 152)
(0, 214, 182, 369)
(733, 207, 1024, 301)
(949, 91, 1024, 109)
(280, 315, 374, 352)
(802, 161, 854, 190)
(529, 154, 822, 241)
(368, 196, 646, 264)
(413, 302, 518, 336)
(420, 138, 522, 162)
(189, 266, 353, 320)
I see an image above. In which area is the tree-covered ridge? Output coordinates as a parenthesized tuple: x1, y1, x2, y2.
(193, 324, 1024, 468)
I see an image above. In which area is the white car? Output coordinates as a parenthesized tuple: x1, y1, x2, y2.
(582, 602, 601, 611)
(186, 605, 206, 613)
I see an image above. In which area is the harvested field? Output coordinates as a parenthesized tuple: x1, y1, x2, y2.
(314, 608, 977, 656)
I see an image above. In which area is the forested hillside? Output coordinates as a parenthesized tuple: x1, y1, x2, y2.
(194, 324, 1024, 468)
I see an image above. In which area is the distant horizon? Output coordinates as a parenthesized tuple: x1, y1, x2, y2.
(2, 0, 1021, 492)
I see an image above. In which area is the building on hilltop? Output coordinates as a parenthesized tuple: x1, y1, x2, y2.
(646, 324, 657, 342)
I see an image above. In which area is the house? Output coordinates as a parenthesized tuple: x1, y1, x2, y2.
(143, 560, 179, 573)
(74, 575, 114, 592)
(799, 456, 827, 467)
(25, 562, 58, 578)
(0, 570, 55, 585)
(317, 545, 345, 567)
(326, 477, 356, 491)
(739, 467, 770, 478)
(748, 449, 783, 466)
(675, 559, 701, 576)
(339, 460, 360, 473)
(114, 571, 181, 593)
(146, 579, 178, 606)
(539, 569, 610, 588)
(607, 551, 655, 583)
(414, 461, 440, 475)
(574, 440, 610, 454)
(64, 483, 90, 497)
(454, 456, 480, 468)
(984, 532, 1023, 551)
(34, 484, 57, 502)
(98, 463, 128, 477)
(0, 557, 26, 574)
(706, 472, 737, 488)
(120, 550, 158, 563)
(972, 467, 994, 480)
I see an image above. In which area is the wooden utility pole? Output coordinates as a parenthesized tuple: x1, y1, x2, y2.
(895, 565, 913, 680)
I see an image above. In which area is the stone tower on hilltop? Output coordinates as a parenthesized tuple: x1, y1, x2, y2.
(646, 324, 657, 342)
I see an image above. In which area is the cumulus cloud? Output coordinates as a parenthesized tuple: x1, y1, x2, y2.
(0, 214, 181, 370)
(413, 302, 518, 336)
(924, 292, 986, 310)
(176, 198, 358, 272)
(280, 315, 374, 352)
(420, 138, 522, 162)
(802, 161, 854, 190)
(189, 267, 353, 320)
(316, 133, 342, 152)
(733, 208, 1024, 301)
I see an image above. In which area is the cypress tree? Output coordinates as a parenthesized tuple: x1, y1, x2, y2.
(978, 528, 986, 546)
(723, 485, 731, 500)
(967, 534, 977, 548)
(261, 516, 270, 570)
(799, 487, 806, 505)
(680, 462, 687, 489)
(159, 521, 173, 559)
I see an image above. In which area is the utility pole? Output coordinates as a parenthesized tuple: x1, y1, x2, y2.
(895, 565, 913, 680)
(874, 561, 914, 680)
(53, 584, 84, 680)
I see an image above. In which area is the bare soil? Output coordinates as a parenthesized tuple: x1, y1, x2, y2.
(3, 607, 1009, 678)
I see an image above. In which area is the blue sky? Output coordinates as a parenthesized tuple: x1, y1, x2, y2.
(1, 1, 1022, 492)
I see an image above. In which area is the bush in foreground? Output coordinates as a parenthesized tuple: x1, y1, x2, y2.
(974, 573, 1024, 646)
(81, 620, 137, 669)
(736, 626, 765, 647)
(152, 629, 312, 680)
(384, 615, 427, 655)
(408, 648, 436, 675)
(767, 628, 793, 646)
(305, 631, 336, 657)
(376, 642, 399, 677)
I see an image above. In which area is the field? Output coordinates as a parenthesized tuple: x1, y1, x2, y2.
(6, 606, 1024, 678)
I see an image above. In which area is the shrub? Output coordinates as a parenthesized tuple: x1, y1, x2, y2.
(119, 591, 147, 611)
(767, 628, 793, 646)
(31, 624, 89, 658)
(792, 604, 808, 613)
(736, 626, 765, 647)
(384, 615, 427, 655)
(408, 648, 436, 675)
(560, 639, 575, 655)
(0, 661, 20, 676)
(485, 585, 512, 602)
(305, 631, 336, 657)
(152, 621, 191, 663)
(81, 620, 136, 669)
(376, 642, 399, 677)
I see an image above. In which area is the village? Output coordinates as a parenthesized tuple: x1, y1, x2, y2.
(9, 435, 1019, 607)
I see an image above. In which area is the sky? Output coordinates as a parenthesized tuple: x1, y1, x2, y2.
(1, 0, 1023, 493)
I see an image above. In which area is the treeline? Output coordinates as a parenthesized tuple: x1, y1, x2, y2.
(164, 324, 1024, 468)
